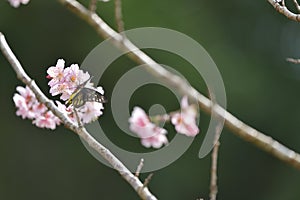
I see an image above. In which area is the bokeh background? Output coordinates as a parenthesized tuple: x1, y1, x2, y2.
(1, 0, 300, 199)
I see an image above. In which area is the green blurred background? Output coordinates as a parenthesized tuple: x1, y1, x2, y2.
(1, 0, 300, 199)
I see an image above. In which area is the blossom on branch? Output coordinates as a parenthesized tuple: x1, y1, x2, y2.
(13, 59, 106, 129)
(129, 107, 168, 148)
(46, 59, 105, 124)
(8, 0, 29, 8)
(13, 86, 60, 129)
(171, 96, 199, 136)
(128, 96, 200, 148)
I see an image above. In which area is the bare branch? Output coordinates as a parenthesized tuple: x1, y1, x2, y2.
(114, 0, 125, 33)
(57, 0, 300, 170)
(0, 32, 157, 200)
(267, 0, 300, 22)
(286, 57, 300, 64)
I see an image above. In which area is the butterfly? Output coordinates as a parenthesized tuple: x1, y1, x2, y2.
(66, 77, 107, 108)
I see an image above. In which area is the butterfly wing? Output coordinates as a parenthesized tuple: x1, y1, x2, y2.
(70, 88, 106, 108)
(69, 90, 84, 108)
(82, 88, 107, 104)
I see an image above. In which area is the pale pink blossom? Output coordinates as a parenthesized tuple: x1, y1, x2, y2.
(32, 103, 48, 115)
(13, 59, 106, 129)
(171, 96, 199, 137)
(13, 86, 61, 129)
(129, 107, 168, 148)
(64, 64, 90, 88)
(141, 127, 168, 148)
(95, 86, 104, 95)
(13, 86, 37, 119)
(47, 59, 66, 87)
(49, 82, 70, 100)
(13, 93, 32, 119)
(8, 0, 29, 8)
(79, 102, 104, 124)
(56, 101, 76, 123)
(47, 59, 105, 124)
(33, 111, 60, 130)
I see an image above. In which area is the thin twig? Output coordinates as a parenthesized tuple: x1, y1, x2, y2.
(209, 123, 221, 200)
(135, 158, 144, 177)
(57, 0, 300, 170)
(89, 0, 97, 12)
(209, 140, 219, 200)
(0, 32, 157, 200)
(143, 173, 153, 188)
(286, 57, 300, 64)
(114, 0, 124, 33)
(267, 0, 300, 22)
(209, 94, 222, 200)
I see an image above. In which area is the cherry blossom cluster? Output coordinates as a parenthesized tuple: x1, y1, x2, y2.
(13, 86, 61, 129)
(8, 0, 29, 8)
(13, 59, 105, 129)
(129, 96, 199, 149)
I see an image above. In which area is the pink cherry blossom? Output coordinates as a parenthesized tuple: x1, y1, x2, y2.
(13, 59, 106, 129)
(56, 101, 76, 123)
(47, 59, 66, 87)
(33, 111, 60, 130)
(13, 85, 61, 129)
(47, 59, 104, 124)
(171, 96, 199, 137)
(8, 0, 29, 8)
(79, 102, 104, 124)
(129, 107, 168, 148)
(49, 82, 70, 100)
(140, 127, 168, 148)
(64, 64, 90, 88)
(13, 86, 37, 119)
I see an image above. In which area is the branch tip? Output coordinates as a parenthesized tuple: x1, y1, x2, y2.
(135, 158, 144, 177)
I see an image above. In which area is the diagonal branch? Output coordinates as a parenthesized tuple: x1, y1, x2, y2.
(0, 32, 157, 200)
(57, 0, 300, 170)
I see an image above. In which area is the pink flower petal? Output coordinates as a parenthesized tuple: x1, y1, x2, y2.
(129, 106, 168, 148)
(171, 96, 199, 137)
